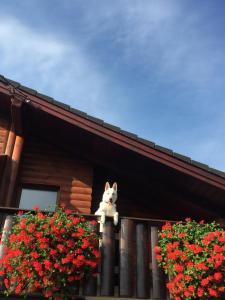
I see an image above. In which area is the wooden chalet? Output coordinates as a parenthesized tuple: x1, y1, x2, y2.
(0, 74, 225, 299)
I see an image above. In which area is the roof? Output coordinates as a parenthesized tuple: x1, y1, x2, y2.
(0, 74, 225, 181)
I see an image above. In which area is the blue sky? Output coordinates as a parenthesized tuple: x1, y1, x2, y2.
(1, 1, 225, 171)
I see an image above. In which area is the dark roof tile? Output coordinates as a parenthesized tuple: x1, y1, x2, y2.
(138, 137, 155, 148)
(52, 99, 70, 110)
(173, 152, 191, 163)
(69, 107, 87, 117)
(155, 145, 173, 155)
(86, 115, 104, 125)
(7, 79, 20, 88)
(209, 168, 225, 178)
(36, 92, 54, 103)
(103, 122, 121, 132)
(0, 75, 7, 84)
(19, 85, 37, 95)
(191, 160, 209, 171)
(119, 130, 138, 139)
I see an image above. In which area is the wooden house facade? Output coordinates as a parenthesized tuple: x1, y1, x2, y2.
(0, 74, 225, 299)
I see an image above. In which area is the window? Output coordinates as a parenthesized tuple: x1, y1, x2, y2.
(19, 186, 58, 211)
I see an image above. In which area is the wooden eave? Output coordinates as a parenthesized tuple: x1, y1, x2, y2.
(1, 80, 225, 192)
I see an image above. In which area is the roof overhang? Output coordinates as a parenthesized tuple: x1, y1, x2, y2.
(0, 80, 225, 194)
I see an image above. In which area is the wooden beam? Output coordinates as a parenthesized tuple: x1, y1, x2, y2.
(5, 125, 16, 157)
(1, 97, 24, 207)
(11, 97, 23, 135)
(5, 135, 24, 206)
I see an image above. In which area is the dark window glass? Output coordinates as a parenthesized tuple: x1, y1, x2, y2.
(19, 188, 58, 211)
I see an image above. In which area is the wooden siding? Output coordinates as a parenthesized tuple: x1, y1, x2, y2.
(18, 137, 93, 213)
(0, 114, 9, 154)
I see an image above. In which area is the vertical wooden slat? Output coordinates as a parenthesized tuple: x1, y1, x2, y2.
(0, 215, 13, 259)
(83, 222, 98, 296)
(100, 220, 115, 296)
(83, 274, 97, 296)
(136, 223, 149, 299)
(119, 218, 135, 297)
(151, 226, 167, 299)
(4, 126, 16, 157)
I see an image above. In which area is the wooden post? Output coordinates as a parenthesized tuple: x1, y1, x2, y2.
(0, 97, 24, 207)
(0, 215, 14, 259)
(119, 218, 135, 298)
(5, 135, 24, 206)
(0, 124, 16, 205)
(4, 126, 16, 157)
(136, 223, 149, 299)
(151, 226, 167, 299)
(100, 220, 115, 296)
(83, 222, 98, 296)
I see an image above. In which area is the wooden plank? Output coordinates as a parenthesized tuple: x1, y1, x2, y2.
(72, 180, 92, 188)
(11, 98, 23, 135)
(83, 222, 98, 296)
(150, 226, 167, 299)
(5, 135, 24, 206)
(136, 223, 149, 299)
(69, 194, 92, 200)
(119, 218, 135, 298)
(101, 220, 115, 296)
(4, 127, 16, 157)
(70, 187, 92, 194)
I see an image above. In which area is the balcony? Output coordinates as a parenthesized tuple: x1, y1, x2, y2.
(0, 207, 169, 300)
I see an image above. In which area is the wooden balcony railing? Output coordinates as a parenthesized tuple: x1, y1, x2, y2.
(0, 207, 171, 299)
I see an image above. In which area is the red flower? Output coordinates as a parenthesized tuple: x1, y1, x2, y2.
(33, 261, 42, 272)
(90, 220, 97, 225)
(44, 260, 52, 270)
(195, 262, 208, 270)
(197, 287, 204, 297)
(0, 207, 99, 300)
(208, 287, 218, 297)
(201, 278, 209, 287)
(28, 223, 36, 232)
(162, 222, 172, 230)
(15, 283, 23, 294)
(156, 255, 162, 261)
(30, 251, 39, 259)
(37, 212, 45, 220)
(174, 264, 183, 273)
(154, 246, 161, 253)
(56, 244, 66, 252)
(214, 272, 222, 281)
(4, 278, 9, 289)
(33, 205, 39, 211)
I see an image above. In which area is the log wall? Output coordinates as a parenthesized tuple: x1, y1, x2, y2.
(0, 114, 9, 154)
(17, 137, 93, 213)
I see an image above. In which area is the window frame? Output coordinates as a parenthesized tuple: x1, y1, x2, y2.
(17, 183, 60, 211)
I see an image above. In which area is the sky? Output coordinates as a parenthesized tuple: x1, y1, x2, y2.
(0, 0, 225, 171)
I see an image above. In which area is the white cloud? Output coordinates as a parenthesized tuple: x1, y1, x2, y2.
(81, 1, 225, 93)
(0, 15, 123, 123)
